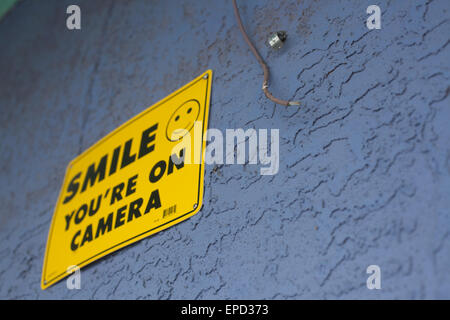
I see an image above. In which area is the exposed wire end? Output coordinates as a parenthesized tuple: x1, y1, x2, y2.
(288, 101, 301, 106)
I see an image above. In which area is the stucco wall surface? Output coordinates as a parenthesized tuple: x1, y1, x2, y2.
(0, 0, 449, 299)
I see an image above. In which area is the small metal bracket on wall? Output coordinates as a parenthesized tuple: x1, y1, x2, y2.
(268, 31, 287, 50)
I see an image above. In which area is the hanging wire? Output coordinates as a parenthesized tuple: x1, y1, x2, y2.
(232, 0, 300, 106)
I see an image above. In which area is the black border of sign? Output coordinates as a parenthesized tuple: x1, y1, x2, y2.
(43, 71, 211, 288)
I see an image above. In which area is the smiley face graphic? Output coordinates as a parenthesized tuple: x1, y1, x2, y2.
(165, 99, 201, 141)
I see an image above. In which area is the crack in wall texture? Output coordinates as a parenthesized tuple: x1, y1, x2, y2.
(0, 0, 449, 299)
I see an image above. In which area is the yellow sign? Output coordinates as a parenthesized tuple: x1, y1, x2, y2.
(41, 70, 213, 289)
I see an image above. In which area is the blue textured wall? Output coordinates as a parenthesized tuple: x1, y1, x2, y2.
(0, 0, 449, 299)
